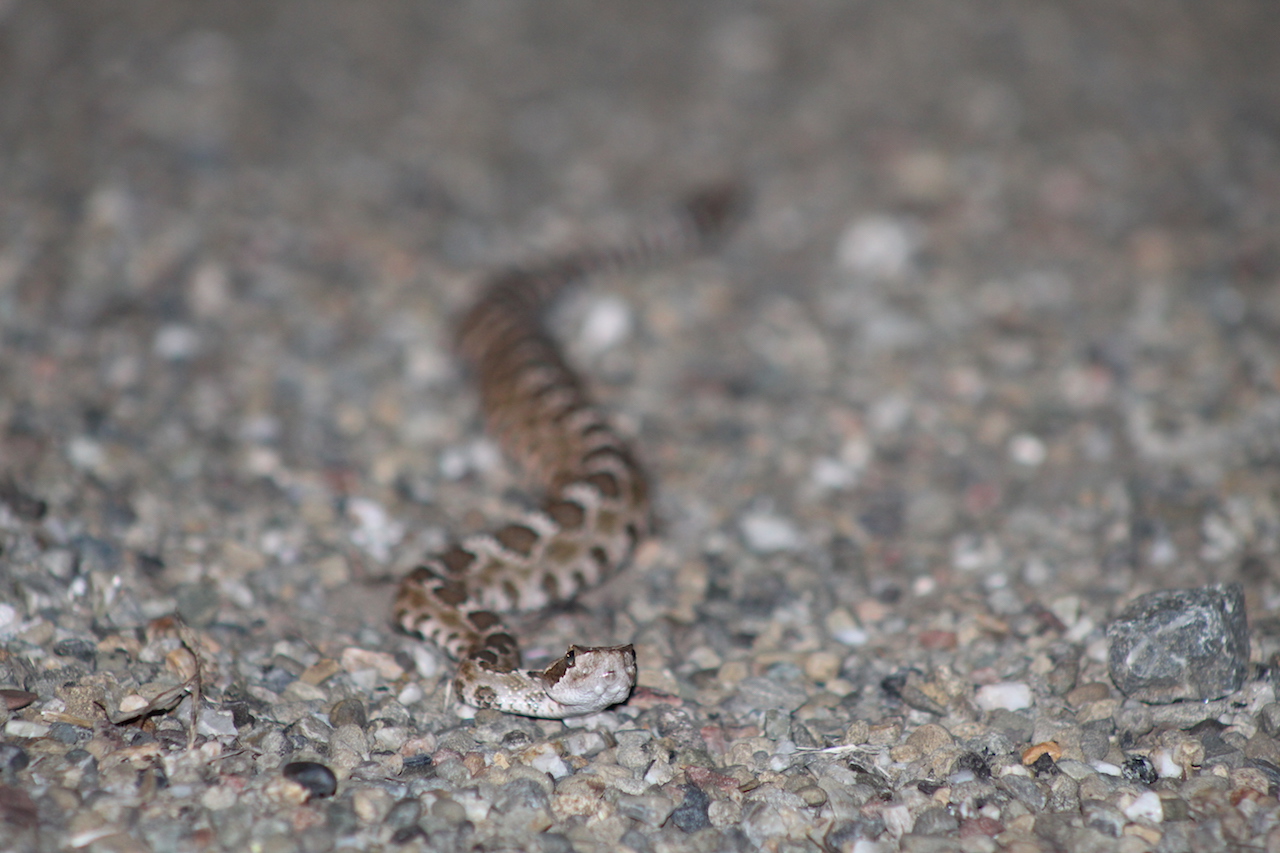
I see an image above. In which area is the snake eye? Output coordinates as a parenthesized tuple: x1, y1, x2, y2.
(564, 648, 576, 666)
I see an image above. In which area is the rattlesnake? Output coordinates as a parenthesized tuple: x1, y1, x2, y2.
(394, 186, 741, 717)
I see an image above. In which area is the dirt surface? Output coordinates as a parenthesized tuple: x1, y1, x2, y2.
(3, 2, 1280, 851)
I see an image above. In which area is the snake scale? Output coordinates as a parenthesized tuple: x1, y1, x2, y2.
(394, 186, 741, 717)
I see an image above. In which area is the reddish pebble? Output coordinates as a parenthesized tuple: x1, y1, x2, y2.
(960, 816, 1003, 838)
(918, 630, 957, 651)
(0, 690, 36, 711)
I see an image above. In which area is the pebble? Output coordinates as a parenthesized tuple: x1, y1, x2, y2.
(329, 697, 368, 729)
(733, 677, 810, 713)
(669, 784, 711, 832)
(738, 511, 804, 553)
(974, 682, 1033, 712)
(281, 762, 338, 800)
(615, 793, 675, 827)
(1106, 583, 1249, 703)
(1121, 790, 1163, 823)
(836, 215, 919, 279)
(0, 689, 36, 711)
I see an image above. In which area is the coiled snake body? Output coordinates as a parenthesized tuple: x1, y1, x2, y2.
(394, 187, 740, 717)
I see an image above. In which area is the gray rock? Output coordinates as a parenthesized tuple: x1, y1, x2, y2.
(1106, 583, 1249, 703)
(733, 677, 809, 713)
(987, 709, 1034, 745)
(998, 774, 1047, 810)
(1258, 702, 1280, 738)
(912, 806, 958, 835)
(1079, 720, 1112, 763)
(615, 793, 675, 827)
(1082, 800, 1124, 837)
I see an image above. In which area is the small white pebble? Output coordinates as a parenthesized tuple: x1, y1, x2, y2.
(833, 626, 868, 646)
(1008, 433, 1046, 466)
(880, 803, 913, 838)
(1093, 761, 1122, 776)
(836, 216, 919, 279)
(1022, 557, 1053, 586)
(239, 414, 281, 443)
(974, 682, 1033, 712)
(739, 512, 802, 553)
(243, 446, 280, 477)
(66, 437, 105, 472)
(826, 608, 868, 647)
(4, 720, 50, 738)
(1148, 536, 1177, 566)
(198, 707, 238, 738)
(397, 682, 424, 706)
(0, 604, 18, 638)
(346, 498, 405, 563)
(577, 295, 633, 354)
(1048, 595, 1080, 627)
(912, 575, 936, 596)
(340, 647, 405, 680)
(1123, 790, 1163, 823)
(1065, 615, 1096, 643)
(189, 261, 230, 317)
(523, 742, 571, 779)
(1152, 747, 1182, 779)
(154, 324, 201, 360)
(810, 457, 856, 490)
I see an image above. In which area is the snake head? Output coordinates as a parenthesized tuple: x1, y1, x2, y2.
(541, 643, 637, 714)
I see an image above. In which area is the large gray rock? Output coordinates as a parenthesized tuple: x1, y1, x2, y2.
(1106, 583, 1249, 704)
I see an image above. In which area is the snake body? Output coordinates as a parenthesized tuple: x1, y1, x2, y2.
(394, 186, 740, 717)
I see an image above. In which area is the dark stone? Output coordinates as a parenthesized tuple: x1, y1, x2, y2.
(0, 690, 37, 712)
(384, 797, 422, 829)
(51, 639, 97, 664)
(1122, 755, 1157, 786)
(1246, 758, 1280, 794)
(227, 702, 255, 729)
(329, 697, 367, 729)
(0, 479, 46, 520)
(670, 784, 710, 833)
(282, 761, 338, 799)
(1030, 752, 1059, 777)
(1162, 797, 1190, 822)
(882, 669, 947, 715)
(0, 744, 29, 777)
(326, 799, 360, 836)
(955, 752, 992, 782)
(261, 664, 297, 694)
(400, 754, 435, 778)
(48, 722, 88, 745)
(1106, 583, 1249, 703)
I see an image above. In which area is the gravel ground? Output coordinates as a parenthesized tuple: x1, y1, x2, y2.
(3, 2, 1280, 851)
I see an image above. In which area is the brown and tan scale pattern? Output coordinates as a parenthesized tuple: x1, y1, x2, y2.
(394, 185, 741, 717)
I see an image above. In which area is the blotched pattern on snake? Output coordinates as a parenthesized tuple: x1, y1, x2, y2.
(393, 186, 741, 717)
